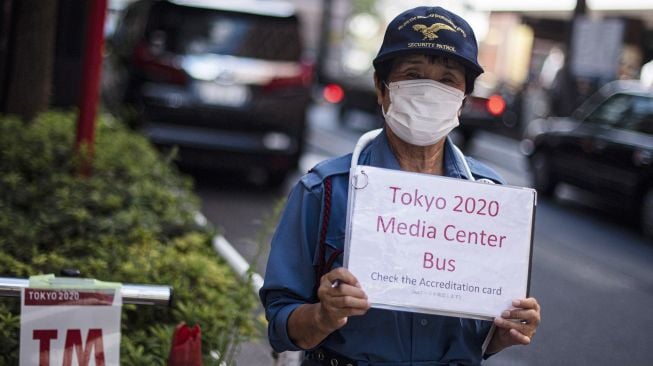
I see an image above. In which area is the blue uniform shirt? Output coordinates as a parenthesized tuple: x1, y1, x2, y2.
(260, 131, 504, 365)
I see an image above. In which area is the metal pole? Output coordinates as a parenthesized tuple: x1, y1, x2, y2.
(0, 277, 173, 307)
(75, 0, 107, 175)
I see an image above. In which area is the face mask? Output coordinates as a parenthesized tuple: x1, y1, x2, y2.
(382, 79, 464, 146)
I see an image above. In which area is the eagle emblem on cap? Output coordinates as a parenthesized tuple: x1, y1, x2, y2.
(412, 23, 456, 40)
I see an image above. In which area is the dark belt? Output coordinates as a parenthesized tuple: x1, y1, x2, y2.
(304, 348, 358, 366)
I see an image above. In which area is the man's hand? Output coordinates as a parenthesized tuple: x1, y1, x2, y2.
(288, 267, 370, 349)
(487, 297, 541, 354)
(315, 267, 371, 333)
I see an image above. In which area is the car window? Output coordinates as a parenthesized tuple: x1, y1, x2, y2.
(586, 93, 653, 134)
(585, 94, 631, 128)
(620, 95, 653, 135)
(146, 3, 301, 61)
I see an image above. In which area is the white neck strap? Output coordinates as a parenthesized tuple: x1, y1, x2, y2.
(350, 129, 476, 182)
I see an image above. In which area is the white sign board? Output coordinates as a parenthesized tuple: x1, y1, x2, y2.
(20, 288, 122, 366)
(344, 166, 535, 320)
(571, 16, 624, 79)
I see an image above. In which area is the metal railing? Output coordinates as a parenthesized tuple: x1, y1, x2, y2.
(0, 277, 172, 307)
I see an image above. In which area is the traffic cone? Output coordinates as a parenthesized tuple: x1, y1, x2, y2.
(168, 322, 202, 366)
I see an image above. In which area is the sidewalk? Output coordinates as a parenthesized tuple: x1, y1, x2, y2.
(236, 338, 302, 366)
(210, 231, 301, 366)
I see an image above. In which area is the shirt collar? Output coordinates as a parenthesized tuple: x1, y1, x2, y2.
(443, 136, 470, 180)
(358, 130, 470, 180)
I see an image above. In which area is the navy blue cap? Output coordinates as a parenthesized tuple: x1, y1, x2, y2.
(373, 6, 484, 80)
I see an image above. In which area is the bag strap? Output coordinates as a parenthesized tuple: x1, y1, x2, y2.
(313, 177, 343, 297)
(313, 130, 380, 297)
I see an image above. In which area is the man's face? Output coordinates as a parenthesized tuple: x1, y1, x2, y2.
(376, 54, 466, 110)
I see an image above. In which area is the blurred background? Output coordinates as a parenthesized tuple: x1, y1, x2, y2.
(1, 0, 653, 365)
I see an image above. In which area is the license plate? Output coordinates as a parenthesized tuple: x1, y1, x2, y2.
(196, 82, 250, 107)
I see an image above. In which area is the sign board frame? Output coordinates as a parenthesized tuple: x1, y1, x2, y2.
(19, 282, 122, 366)
(344, 165, 535, 320)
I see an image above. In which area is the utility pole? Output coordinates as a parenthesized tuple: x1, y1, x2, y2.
(568, 0, 587, 68)
(574, 0, 587, 17)
(316, 0, 334, 84)
(3, 0, 57, 121)
(551, 0, 588, 116)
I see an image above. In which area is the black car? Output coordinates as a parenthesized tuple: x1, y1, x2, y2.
(521, 80, 653, 236)
(102, 0, 313, 186)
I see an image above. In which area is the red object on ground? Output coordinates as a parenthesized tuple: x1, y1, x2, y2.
(76, 0, 107, 175)
(168, 322, 203, 366)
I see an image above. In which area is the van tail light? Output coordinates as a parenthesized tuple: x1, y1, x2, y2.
(486, 94, 506, 117)
(262, 61, 314, 93)
(133, 43, 187, 85)
(323, 83, 344, 104)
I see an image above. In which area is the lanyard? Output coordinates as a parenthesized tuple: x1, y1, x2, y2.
(350, 128, 476, 182)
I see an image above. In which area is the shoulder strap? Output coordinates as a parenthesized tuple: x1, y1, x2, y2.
(314, 177, 332, 286)
(313, 177, 343, 297)
(312, 130, 380, 297)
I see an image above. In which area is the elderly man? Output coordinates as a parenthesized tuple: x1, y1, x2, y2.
(261, 6, 541, 365)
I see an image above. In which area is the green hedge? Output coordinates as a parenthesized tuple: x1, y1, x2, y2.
(0, 112, 259, 365)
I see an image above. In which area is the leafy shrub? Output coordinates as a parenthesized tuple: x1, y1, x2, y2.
(0, 112, 259, 365)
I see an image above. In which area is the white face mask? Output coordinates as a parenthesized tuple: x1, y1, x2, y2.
(382, 79, 464, 146)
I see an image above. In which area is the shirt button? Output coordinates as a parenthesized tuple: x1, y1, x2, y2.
(420, 318, 428, 326)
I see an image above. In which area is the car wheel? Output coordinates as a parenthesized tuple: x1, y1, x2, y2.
(640, 188, 653, 238)
(531, 151, 556, 196)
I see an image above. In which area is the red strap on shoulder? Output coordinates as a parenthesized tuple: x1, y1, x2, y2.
(314, 177, 332, 296)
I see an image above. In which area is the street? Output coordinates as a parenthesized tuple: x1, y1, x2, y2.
(195, 104, 653, 366)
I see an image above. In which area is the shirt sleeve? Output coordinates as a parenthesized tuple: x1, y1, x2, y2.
(259, 180, 322, 352)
